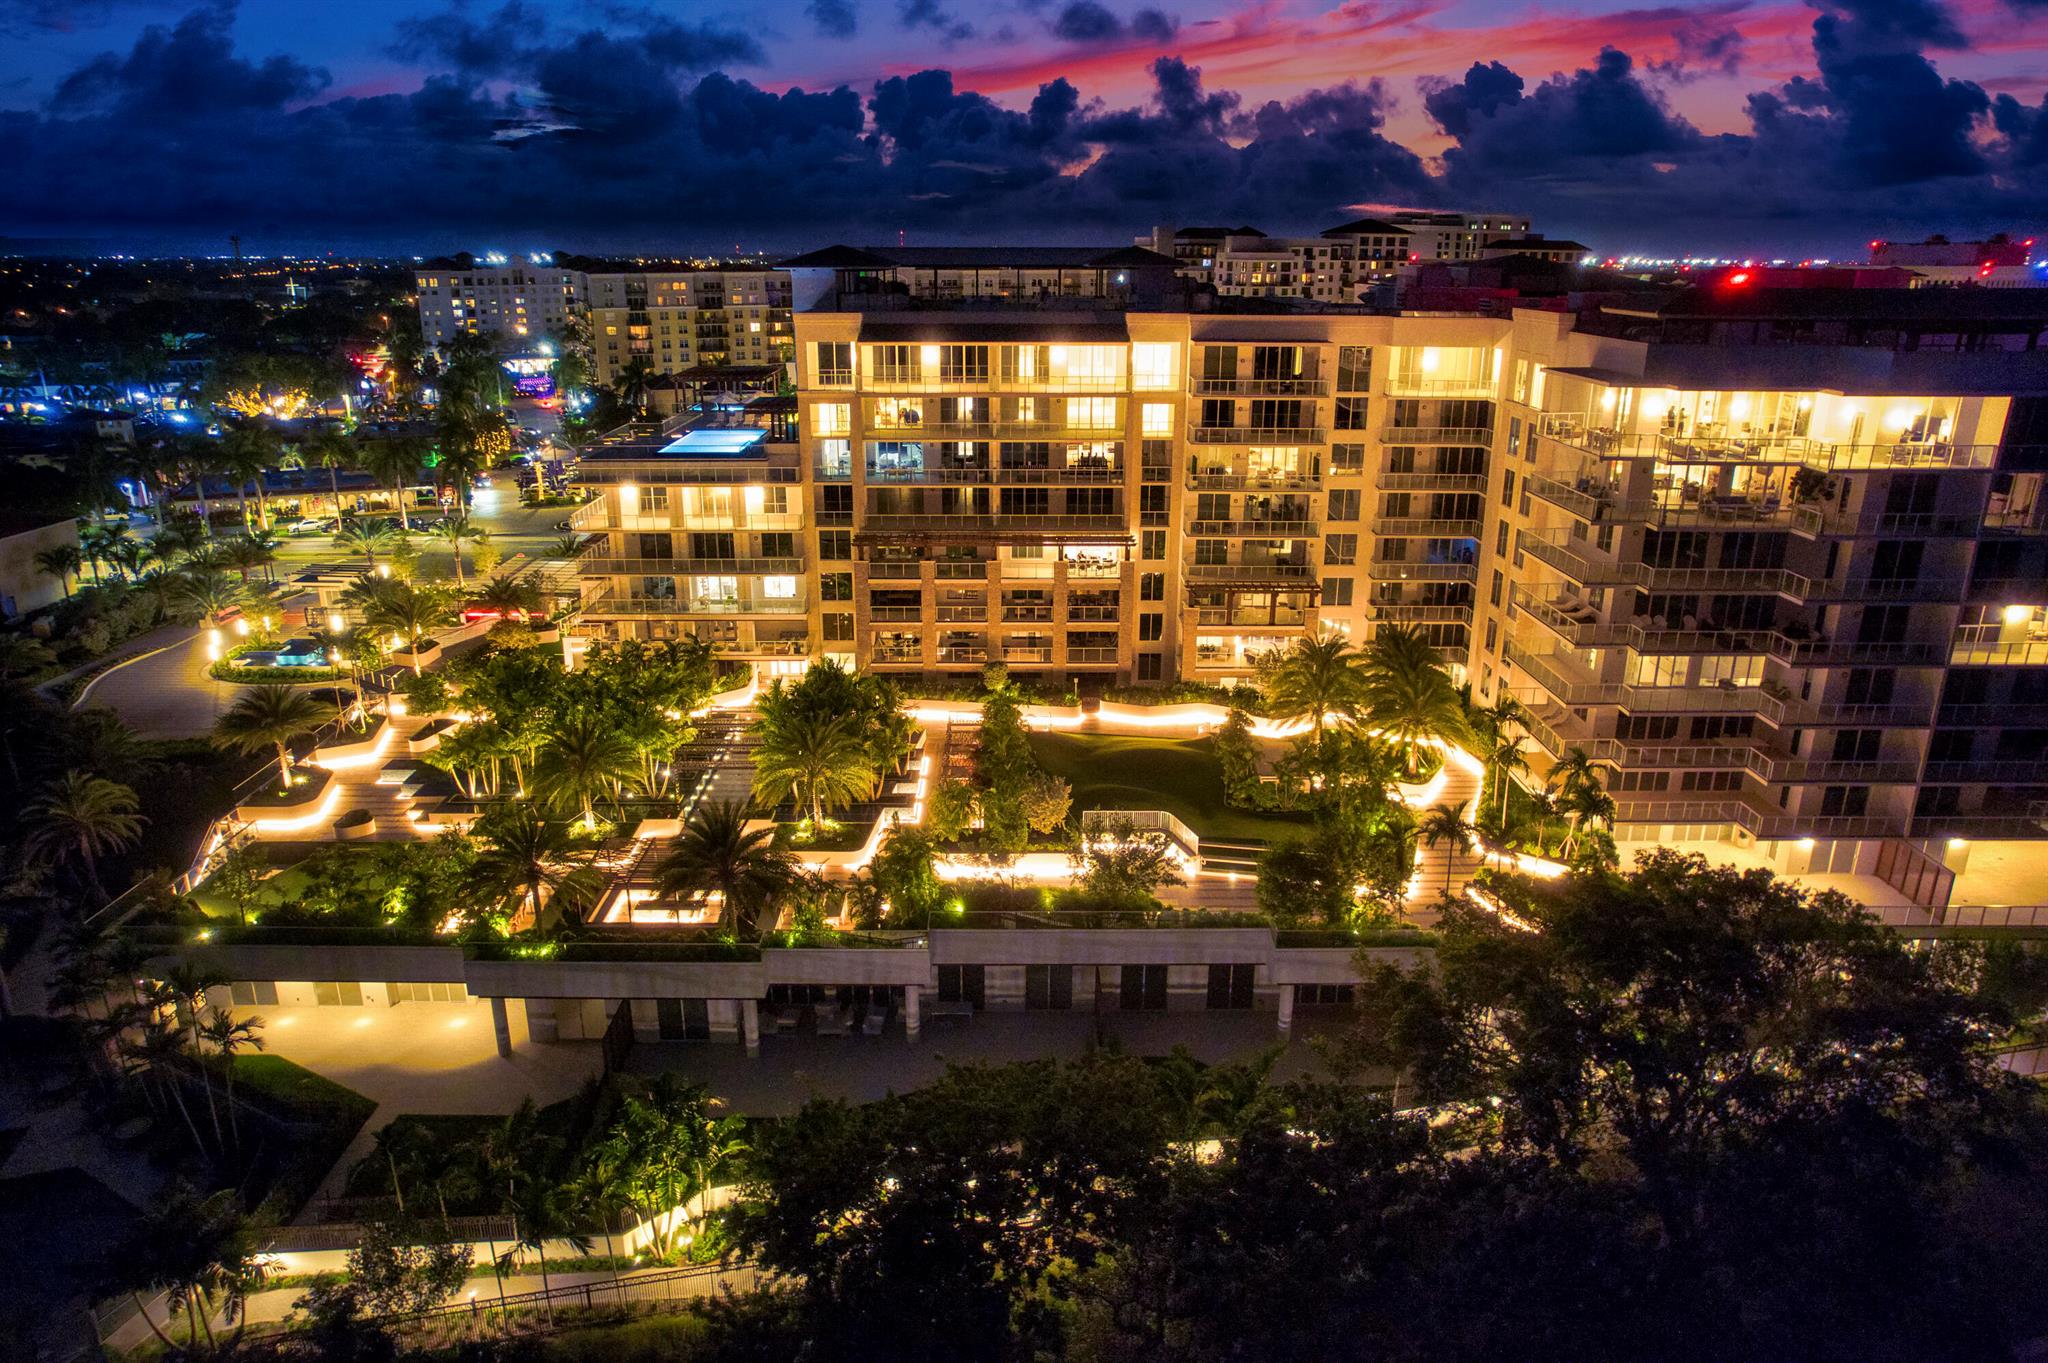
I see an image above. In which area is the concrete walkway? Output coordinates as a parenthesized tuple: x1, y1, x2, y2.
(71, 627, 229, 738)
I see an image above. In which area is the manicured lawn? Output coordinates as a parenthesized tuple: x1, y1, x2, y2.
(1026, 731, 1310, 845)
(230, 1053, 378, 1121)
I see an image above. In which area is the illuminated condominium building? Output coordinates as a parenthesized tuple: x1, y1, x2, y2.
(412, 256, 794, 382)
(567, 247, 2048, 858)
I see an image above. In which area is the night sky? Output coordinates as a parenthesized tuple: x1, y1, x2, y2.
(0, 0, 2044, 257)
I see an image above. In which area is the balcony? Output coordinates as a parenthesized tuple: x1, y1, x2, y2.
(1376, 518, 1482, 539)
(935, 605, 988, 623)
(1194, 607, 1312, 628)
(936, 561, 990, 579)
(1369, 603, 1470, 624)
(1791, 507, 1984, 538)
(1067, 647, 1121, 664)
(867, 420, 1126, 441)
(1535, 418, 1999, 474)
(1367, 560, 1475, 582)
(1187, 425, 1327, 445)
(868, 606, 924, 622)
(1766, 758, 1921, 783)
(866, 561, 922, 580)
(870, 645, 922, 664)
(1186, 468, 1322, 491)
(1506, 641, 1783, 719)
(1001, 605, 1054, 622)
(1002, 646, 1055, 664)
(1192, 376, 1328, 396)
(1378, 472, 1487, 493)
(577, 556, 803, 577)
(1950, 640, 2048, 666)
(859, 513, 1128, 537)
(1186, 561, 1317, 584)
(1383, 376, 1497, 398)
(1189, 519, 1317, 537)
(864, 462, 1124, 485)
(1920, 760, 2048, 783)
(710, 637, 810, 658)
(580, 594, 808, 617)
(936, 646, 989, 665)
(1380, 425, 1493, 445)
(1526, 473, 1612, 520)
(1067, 605, 1120, 622)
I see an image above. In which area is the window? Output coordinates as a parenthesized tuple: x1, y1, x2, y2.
(1323, 533, 1357, 565)
(1141, 402, 1173, 437)
(812, 402, 850, 437)
(816, 438, 851, 477)
(869, 343, 918, 383)
(1335, 397, 1368, 430)
(1501, 469, 1516, 506)
(1336, 345, 1372, 393)
(1206, 963, 1255, 1009)
(762, 576, 798, 600)
(1142, 530, 1166, 561)
(1132, 343, 1177, 390)
(1490, 569, 1503, 607)
(1025, 965, 1073, 1010)
(1137, 653, 1164, 680)
(1484, 618, 1498, 653)
(1200, 398, 1234, 428)
(822, 572, 853, 601)
(818, 530, 851, 560)
(1120, 964, 1168, 1011)
(1327, 489, 1360, 521)
(1140, 612, 1164, 641)
(1140, 572, 1165, 601)
(230, 981, 279, 1007)
(937, 965, 986, 1007)
(823, 612, 853, 641)
(1331, 442, 1365, 472)
(1820, 785, 1870, 817)
(1323, 577, 1353, 607)
(1067, 397, 1120, 430)
(313, 981, 366, 1007)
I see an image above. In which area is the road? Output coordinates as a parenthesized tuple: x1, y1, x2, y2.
(71, 628, 230, 738)
(263, 484, 574, 581)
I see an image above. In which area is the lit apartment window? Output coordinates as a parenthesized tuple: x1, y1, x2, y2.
(1067, 397, 1119, 430)
(813, 402, 851, 437)
(1131, 343, 1178, 390)
(1141, 403, 1173, 437)
(762, 576, 798, 599)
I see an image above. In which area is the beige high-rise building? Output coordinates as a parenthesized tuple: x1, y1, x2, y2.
(569, 246, 2048, 869)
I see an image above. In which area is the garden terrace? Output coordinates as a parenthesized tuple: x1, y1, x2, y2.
(1025, 730, 1310, 845)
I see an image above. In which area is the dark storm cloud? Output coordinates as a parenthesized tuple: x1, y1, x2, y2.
(896, 0, 973, 45)
(1050, 2, 1178, 44)
(805, 0, 858, 39)
(2, 0, 2045, 252)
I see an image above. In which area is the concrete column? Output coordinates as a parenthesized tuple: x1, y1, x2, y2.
(904, 985, 922, 1042)
(741, 999, 760, 1057)
(490, 996, 513, 1057)
(1276, 983, 1296, 1035)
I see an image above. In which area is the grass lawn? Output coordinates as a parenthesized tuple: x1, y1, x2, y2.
(1027, 731, 1310, 845)
(230, 1053, 379, 1121)
(189, 842, 393, 919)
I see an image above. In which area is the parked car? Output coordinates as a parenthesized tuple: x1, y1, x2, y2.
(288, 518, 335, 535)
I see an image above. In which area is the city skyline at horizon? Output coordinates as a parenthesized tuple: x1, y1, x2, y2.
(0, 0, 2043, 257)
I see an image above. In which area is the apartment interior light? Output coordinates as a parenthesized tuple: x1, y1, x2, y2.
(920, 344, 941, 368)
(1948, 837, 1969, 849)
(1420, 347, 1440, 373)
(1599, 390, 1616, 411)
(1883, 406, 1914, 432)
(1796, 837, 1816, 851)
(1730, 396, 1751, 420)
(1796, 395, 1812, 410)
(2004, 604, 2034, 626)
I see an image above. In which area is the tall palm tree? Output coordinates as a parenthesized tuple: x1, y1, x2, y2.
(356, 436, 426, 529)
(469, 573, 543, 620)
(471, 803, 600, 928)
(1475, 694, 1529, 749)
(532, 711, 640, 828)
(1547, 745, 1601, 799)
(612, 356, 656, 415)
(431, 514, 474, 589)
(213, 685, 327, 789)
(298, 425, 358, 522)
(178, 570, 248, 629)
(101, 1184, 265, 1354)
(34, 543, 82, 599)
(652, 801, 799, 937)
(360, 582, 449, 674)
(24, 771, 145, 903)
(219, 422, 283, 531)
(1419, 801, 1475, 898)
(1486, 732, 1530, 828)
(219, 535, 273, 584)
(1264, 629, 1366, 741)
(199, 1009, 265, 1152)
(1364, 663, 1471, 777)
(332, 519, 397, 569)
(749, 710, 877, 827)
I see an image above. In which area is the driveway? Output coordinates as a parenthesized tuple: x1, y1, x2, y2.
(71, 628, 230, 739)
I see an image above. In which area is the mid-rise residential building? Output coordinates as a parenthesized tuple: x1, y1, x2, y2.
(414, 257, 583, 350)
(411, 256, 796, 381)
(1140, 212, 1542, 302)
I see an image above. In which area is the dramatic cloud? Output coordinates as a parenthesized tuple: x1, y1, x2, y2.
(0, 0, 2044, 253)
(805, 0, 858, 39)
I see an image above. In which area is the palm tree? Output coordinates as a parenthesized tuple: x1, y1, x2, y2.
(102, 1184, 265, 1353)
(1547, 745, 1601, 800)
(199, 1008, 265, 1152)
(219, 422, 282, 531)
(213, 685, 327, 789)
(469, 573, 542, 620)
(179, 569, 248, 628)
(1474, 693, 1529, 749)
(532, 711, 641, 828)
(299, 425, 358, 522)
(0, 633, 55, 683)
(1485, 732, 1530, 828)
(24, 771, 145, 903)
(356, 436, 426, 529)
(1419, 801, 1475, 898)
(332, 518, 397, 569)
(652, 801, 799, 937)
(1264, 629, 1366, 741)
(612, 356, 656, 414)
(1364, 663, 1471, 777)
(360, 582, 449, 674)
(749, 710, 877, 828)
(34, 543, 82, 599)
(432, 514, 474, 589)
(472, 803, 600, 928)
(219, 534, 274, 583)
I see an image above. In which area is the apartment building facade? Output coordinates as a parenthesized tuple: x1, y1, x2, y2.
(411, 257, 795, 381)
(1469, 289, 2048, 861)
(415, 258, 583, 349)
